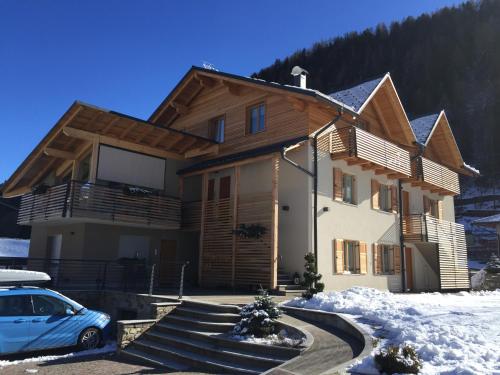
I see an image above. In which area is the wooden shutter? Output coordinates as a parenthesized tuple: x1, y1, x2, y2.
(391, 185, 398, 213)
(219, 176, 231, 199)
(394, 245, 401, 274)
(371, 179, 380, 209)
(359, 242, 367, 274)
(437, 200, 443, 219)
(373, 243, 382, 275)
(207, 179, 215, 201)
(334, 239, 344, 274)
(333, 168, 343, 201)
(423, 196, 430, 215)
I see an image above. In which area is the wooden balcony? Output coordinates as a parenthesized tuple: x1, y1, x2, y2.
(18, 181, 181, 229)
(402, 214, 469, 289)
(410, 156, 460, 195)
(181, 200, 201, 230)
(318, 126, 411, 178)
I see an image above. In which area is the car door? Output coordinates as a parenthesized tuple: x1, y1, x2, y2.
(0, 294, 33, 354)
(28, 294, 77, 351)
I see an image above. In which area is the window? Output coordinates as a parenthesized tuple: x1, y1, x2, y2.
(381, 245, 395, 274)
(0, 295, 32, 316)
(219, 176, 231, 199)
(32, 295, 71, 316)
(333, 168, 356, 204)
(379, 184, 392, 212)
(207, 179, 215, 201)
(209, 116, 225, 143)
(343, 241, 360, 274)
(247, 103, 266, 134)
(423, 196, 440, 218)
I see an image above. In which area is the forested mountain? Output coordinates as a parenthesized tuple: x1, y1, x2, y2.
(254, 0, 500, 182)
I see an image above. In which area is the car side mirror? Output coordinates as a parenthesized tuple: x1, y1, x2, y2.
(66, 308, 75, 316)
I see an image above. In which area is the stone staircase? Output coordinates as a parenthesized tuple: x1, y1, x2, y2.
(275, 269, 306, 296)
(120, 300, 300, 374)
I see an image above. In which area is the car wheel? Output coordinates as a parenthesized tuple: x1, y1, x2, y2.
(78, 327, 101, 350)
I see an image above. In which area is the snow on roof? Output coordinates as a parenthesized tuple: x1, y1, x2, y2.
(328, 76, 385, 112)
(410, 113, 440, 144)
(473, 214, 500, 226)
(463, 162, 480, 176)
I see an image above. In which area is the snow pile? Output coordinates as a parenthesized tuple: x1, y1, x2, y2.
(0, 342, 116, 367)
(0, 238, 29, 258)
(284, 287, 500, 374)
(471, 268, 487, 289)
(231, 329, 305, 348)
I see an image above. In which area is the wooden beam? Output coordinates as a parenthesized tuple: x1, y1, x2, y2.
(63, 127, 184, 160)
(182, 153, 275, 177)
(28, 159, 58, 188)
(171, 102, 189, 115)
(194, 73, 216, 89)
(135, 126, 157, 143)
(361, 163, 375, 171)
(184, 144, 219, 159)
(100, 117, 120, 134)
(119, 121, 138, 139)
(55, 142, 92, 177)
(162, 133, 185, 149)
(221, 81, 242, 96)
(371, 96, 394, 139)
(347, 158, 370, 166)
(43, 147, 76, 160)
(287, 96, 307, 112)
(375, 168, 388, 175)
(71, 160, 80, 180)
(150, 130, 170, 147)
(176, 137, 198, 154)
(270, 154, 279, 289)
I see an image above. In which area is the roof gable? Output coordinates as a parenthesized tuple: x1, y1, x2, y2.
(410, 113, 440, 144)
(329, 76, 385, 113)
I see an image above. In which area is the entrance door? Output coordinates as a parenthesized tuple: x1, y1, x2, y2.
(46, 235, 62, 286)
(405, 247, 414, 291)
(159, 240, 177, 286)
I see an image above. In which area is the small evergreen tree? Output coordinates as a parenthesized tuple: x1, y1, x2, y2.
(233, 289, 281, 337)
(302, 252, 324, 299)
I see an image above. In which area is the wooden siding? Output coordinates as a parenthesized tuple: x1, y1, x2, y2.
(181, 200, 201, 230)
(169, 85, 309, 158)
(402, 214, 469, 290)
(412, 156, 460, 195)
(318, 126, 411, 177)
(18, 181, 181, 229)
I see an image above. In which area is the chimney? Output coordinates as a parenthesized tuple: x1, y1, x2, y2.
(291, 66, 309, 89)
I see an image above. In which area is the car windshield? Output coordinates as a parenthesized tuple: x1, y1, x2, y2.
(47, 290, 85, 312)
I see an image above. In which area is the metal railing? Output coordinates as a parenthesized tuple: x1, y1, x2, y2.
(318, 126, 411, 176)
(18, 180, 181, 229)
(0, 257, 189, 297)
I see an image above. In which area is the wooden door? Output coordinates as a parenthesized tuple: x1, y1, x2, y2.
(404, 247, 413, 291)
(159, 240, 177, 286)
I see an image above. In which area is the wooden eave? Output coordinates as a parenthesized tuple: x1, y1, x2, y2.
(3, 102, 217, 198)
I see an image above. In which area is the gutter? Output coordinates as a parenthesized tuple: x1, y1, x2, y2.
(281, 109, 343, 270)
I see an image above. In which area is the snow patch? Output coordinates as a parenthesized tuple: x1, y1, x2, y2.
(284, 287, 500, 374)
(0, 342, 116, 368)
(231, 329, 304, 348)
(0, 238, 29, 258)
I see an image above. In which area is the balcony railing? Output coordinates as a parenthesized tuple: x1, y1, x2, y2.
(181, 200, 202, 230)
(318, 126, 411, 177)
(402, 214, 469, 289)
(412, 156, 460, 195)
(18, 181, 181, 229)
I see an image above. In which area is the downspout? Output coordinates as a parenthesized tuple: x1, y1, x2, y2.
(281, 109, 343, 269)
(398, 179, 406, 292)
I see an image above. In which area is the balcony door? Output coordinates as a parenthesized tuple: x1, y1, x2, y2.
(46, 235, 62, 285)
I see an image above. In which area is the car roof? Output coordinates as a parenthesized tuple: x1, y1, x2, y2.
(0, 286, 56, 296)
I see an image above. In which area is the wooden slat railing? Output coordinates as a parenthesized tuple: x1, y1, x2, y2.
(18, 181, 181, 229)
(318, 126, 411, 176)
(412, 156, 460, 195)
(181, 200, 202, 230)
(402, 214, 469, 290)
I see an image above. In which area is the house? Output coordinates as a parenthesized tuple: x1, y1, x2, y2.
(1, 66, 478, 292)
(473, 214, 500, 257)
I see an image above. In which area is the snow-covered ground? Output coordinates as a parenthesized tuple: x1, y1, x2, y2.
(285, 287, 500, 374)
(0, 342, 116, 368)
(0, 238, 29, 258)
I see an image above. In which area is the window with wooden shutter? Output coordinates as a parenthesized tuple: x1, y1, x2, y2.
(359, 242, 367, 274)
(373, 243, 382, 275)
(391, 185, 398, 213)
(207, 179, 215, 201)
(219, 176, 231, 199)
(333, 168, 343, 201)
(394, 245, 401, 274)
(371, 179, 380, 209)
(423, 196, 431, 215)
(334, 239, 344, 274)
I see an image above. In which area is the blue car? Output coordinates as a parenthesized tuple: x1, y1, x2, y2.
(0, 287, 111, 355)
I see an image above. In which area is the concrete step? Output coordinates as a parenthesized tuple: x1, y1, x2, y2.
(144, 330, 283, 370)
(131, 338, 263, 374)
(181, 299, 241, 314)
(162, 314, 235, 333)
(174, 306, 241, 323)
(120, 346, 189, 371)
(154, 322, 300, 360)
(277, 284, 304, 291)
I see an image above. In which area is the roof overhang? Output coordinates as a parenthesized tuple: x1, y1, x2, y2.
(3, 102, 218, 197)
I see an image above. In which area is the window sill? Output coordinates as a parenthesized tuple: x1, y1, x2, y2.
(332, 199, 358, 208)
(371, 208, 397, 215)
(335, 272, 363, 276)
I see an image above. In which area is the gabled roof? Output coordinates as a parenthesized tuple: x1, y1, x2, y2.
(410, 113, 440, 144)
(329, 76, 385, 113)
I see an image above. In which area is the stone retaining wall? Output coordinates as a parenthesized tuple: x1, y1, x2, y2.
(117, 319, 156, 350)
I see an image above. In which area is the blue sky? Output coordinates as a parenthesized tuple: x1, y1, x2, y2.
(0, 0, 466, 183)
